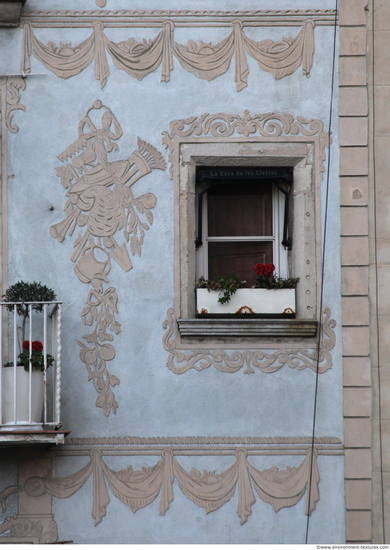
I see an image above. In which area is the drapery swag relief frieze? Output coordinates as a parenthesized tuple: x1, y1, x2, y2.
(20, 19, 315, 91)
(50, 100, 165, 416)
(0, 448, 320, 529)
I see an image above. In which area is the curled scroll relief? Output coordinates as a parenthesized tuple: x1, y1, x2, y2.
(50, 100, 166, 415)
(0, 76, 26, 133)
(163, 307, 336, 375)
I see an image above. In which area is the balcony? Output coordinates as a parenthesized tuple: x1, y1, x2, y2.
(0, 301, 68, 446)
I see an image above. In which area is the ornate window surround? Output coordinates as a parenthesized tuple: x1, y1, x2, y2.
(162, 112, 330, 347)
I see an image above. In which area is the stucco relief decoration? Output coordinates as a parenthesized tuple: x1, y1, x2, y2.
(0, 76, 26, 133)
(20, 20, 314, 91)
(0, 448, 319, 527)
(0, 516, 58, 543)
(163, 308, 336, 375)
(162, 110, 331, 180)
(50, 100, 165, 415)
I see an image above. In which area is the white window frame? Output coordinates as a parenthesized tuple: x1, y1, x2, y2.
(196, 181, 288, 282)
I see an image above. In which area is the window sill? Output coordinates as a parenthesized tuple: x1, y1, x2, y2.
(177, 318, 318, 338)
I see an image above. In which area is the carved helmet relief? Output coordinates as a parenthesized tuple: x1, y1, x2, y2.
(50, 100, 166, 416)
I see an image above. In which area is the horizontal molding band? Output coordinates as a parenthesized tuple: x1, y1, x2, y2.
(64, 435, 342, 446)
(57, 447, 344, 456)
(21, 9, 338, 28)
(177, 318, 318, 337)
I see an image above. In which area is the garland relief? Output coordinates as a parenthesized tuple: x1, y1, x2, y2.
(50, 100, 165, 416)
(0, 448, 320, 529)
(21, 19, 314, 91)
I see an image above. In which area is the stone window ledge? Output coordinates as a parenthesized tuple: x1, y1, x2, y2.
(177, 318, 318, 338)
(0, 429, 70, 447)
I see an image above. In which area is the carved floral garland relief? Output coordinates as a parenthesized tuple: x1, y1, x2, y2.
(0, 448, 320, 530)
(20, 19, 315, 91)
(50, 100, 165, 416)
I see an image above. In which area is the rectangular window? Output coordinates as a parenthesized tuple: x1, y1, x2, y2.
(196, 167, 291, 287)
(169, 136, 320, 340)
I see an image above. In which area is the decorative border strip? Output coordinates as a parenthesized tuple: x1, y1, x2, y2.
(21, 10, 338, 28)
(64, 435, 342, 446)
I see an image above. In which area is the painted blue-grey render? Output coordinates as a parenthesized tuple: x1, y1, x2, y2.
(0, 0, 347, 544)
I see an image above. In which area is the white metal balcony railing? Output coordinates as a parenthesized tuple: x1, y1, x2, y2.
(0, 301, 62, 430)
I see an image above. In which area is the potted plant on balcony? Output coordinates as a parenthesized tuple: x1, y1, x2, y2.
(196, 263, 299, 316)
(1, 281, 56, 427)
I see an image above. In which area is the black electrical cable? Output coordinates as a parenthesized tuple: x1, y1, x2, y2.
(372, 0, 386, 542)
(305, 0, 338, 543)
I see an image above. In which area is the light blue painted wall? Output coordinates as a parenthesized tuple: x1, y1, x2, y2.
(1, 0, 344, 543)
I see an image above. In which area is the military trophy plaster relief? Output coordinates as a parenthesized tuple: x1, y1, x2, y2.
(50, 100, 165, 416)
(20, 19, 315, 91)
(0, 448, 321, 529)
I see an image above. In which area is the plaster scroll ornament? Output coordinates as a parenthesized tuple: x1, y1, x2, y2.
(162, 111, 330, 181)
(50, 100, 166, 416)
(0, 448, 320, 527)
(0, 515, 58, 543)
(0, 76, 26, 133)
(20, 19, 315, 91)
(163, 308, 336, 375)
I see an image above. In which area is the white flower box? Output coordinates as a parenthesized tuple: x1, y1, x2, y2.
(196, 288, 296, 315)
(1, 366, 44, 427)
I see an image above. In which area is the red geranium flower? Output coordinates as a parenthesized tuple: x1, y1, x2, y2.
(23, 340, 43, 352)
(254, 263, 275, 277)
(263, 263, 275, 277)
(254, 263, 265, 276)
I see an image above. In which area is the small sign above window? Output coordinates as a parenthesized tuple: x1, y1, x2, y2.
(197, 167, 292, 182)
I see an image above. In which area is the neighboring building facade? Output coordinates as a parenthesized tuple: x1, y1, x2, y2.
(0, 0, 387, 543)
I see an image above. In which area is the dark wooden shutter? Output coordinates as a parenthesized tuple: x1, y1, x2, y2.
(207, 182, 273, 286)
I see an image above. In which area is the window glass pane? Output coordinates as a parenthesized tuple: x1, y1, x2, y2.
(208, 182, 273, 237)
(208, 241, 273, 287)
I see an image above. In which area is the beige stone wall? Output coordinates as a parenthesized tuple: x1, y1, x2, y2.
(341, 0, 390, 542)
(368, 0, 390, 542)
(339, 0, 373, 543)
